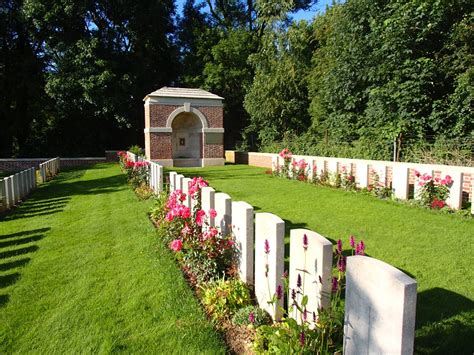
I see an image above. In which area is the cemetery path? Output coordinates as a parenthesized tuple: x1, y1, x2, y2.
(0, 163, 225, 353)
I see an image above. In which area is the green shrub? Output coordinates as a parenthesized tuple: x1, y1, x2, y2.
(201, 279, 252, 322)
(232, 305, 272, 327)
(128, 145, 144, 156)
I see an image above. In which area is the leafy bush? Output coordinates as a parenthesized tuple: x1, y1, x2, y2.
(201, 279, 252, 322)
(128, 145, 144, 157)
(415, 171, 453, 209)
(232, 306, 272, 327)
(134, 184, 154, 200)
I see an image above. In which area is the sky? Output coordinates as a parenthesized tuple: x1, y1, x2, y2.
(175, 0, 336, 22)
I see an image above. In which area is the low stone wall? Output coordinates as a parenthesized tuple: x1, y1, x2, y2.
(0, 150, 121, 172)
(225, 151, 273, 168)
(0, 158, 107, 172)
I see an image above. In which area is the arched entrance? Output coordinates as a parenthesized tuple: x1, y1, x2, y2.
(171, 112, 202, 166)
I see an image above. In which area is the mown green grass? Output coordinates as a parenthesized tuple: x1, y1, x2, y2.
(0, 163, 226, 353)
(171, 164, 474, 355)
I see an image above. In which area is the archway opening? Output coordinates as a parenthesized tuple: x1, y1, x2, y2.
(171, 112, 202, 161)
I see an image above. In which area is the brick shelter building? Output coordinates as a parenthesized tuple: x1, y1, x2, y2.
(144, 87, 225, 167)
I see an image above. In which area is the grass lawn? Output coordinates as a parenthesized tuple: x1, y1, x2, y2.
(171, 164, 474, 355)
(0, 163, 226, 353)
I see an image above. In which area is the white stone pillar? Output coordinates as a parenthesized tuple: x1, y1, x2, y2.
(157, 165, 163, 193)
(343, 256, 417, 355)
(169, 172, 177, 191)
(414, 167, 434, 200)
(182, 177, 192, 208)
(356, 162, 369, 188)
(327, 160, 338, 175)
(255, 212, 285, 320)
(315, 158, 326, 178)
(289, 229, 333, 323)
(442, 170, 463, 209)
(201, 186, 216, 227)
(4, 177, 12, 209)
(215, 192, 232, 235)
(232, 201, 254, 285)
(175, 174, 184, 191)
(392, 164, 410, 200)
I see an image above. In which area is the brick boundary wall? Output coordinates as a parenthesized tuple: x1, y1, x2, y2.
(225, 150, 474, 201)
(0, 150, 120, 172)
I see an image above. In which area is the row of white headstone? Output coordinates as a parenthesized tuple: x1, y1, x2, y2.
(272, 154, 474, 213)
(39, 157, 60, 183)
(0, 167, 37, 211)
(125, 152, 164, 194)
(168, 171, 418, 355)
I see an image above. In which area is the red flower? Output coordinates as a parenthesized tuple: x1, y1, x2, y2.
(431, 199, 446, 209)
(195, 209, 206, 226)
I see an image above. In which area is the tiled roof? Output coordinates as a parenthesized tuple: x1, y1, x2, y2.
(146, 87, 223, 100)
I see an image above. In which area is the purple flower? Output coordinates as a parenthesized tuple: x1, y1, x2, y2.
(264, 239, 270, 254)
(297, 274, 302, 288)
(303, 233, 308, 250)
(349, 235, 356, 248)
(331, 277, 338, 293)
(291, 289, 296, 300)
(336, 239, 342, 254)
(313, 311, 317, 323)
(356, 240, 365, 255)
(299, 331, 305, 347)
(337, 256, 347, 272)
(282, 270, 288, 279)
(318, 275, 323, 284)
(276, 285, 283, 300)
(248, 312, 255, 324)
(303, 307, 307, 322)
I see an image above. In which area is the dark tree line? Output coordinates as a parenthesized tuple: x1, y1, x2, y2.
(1, 0, 472, 163)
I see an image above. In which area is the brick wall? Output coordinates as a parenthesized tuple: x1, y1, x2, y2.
(204, 144, 224, 158)
(196, 106, 223, 128)
(149, 105, 180, 127)
(150, 132, 172, 160)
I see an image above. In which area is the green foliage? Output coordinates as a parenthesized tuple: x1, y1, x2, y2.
(244, 21, 314, 148)
(201, 279, 252, 322)
(232, 305, 272, 327)
(128, 145, 144, 157)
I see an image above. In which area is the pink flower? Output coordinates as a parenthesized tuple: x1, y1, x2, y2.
(336, 239, 342, 255)
(170, 239, 183, 252)
(202, 227, 218, 240)
(349, 235, 355, 248)
(355, 241, 365, 256)
(331, 277, 338, 293)
(195, 209, 206, 226)
(303, 234, 308, 250)
(209, 208, 217, 218)
(264, 239, 270, 254)
(337, 256, 346, 272)
(227, 240, 235, 248)
(414, 170, 420, 178)
(431, 199, 446, 209)
(181, 224, 191, 236)
(248, 312, 255, 324)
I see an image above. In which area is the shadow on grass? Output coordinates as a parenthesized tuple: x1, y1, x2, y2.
(415, 287, 474, 354)
(0, 227, 48, 307)
(1, 165, 125, 222)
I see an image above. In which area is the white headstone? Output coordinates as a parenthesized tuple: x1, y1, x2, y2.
(356, 162, 369, 188)
(392, 164, 410, 200)
(255, 212, 285, 320)
(327, 160, 338, 175)
(307, 160, 315, 181)
(371, 164, 388, 187)
(169, 172, 177, 191)
(232, 201, 254, 285)
(182, 178, 192, 208)
(201, 186, 216, 227)
(215, 192, 232, 235)
(442, 170, 463, 209)
(343, 256, 417, 355)
(175, 174, 184, 192)
(414, 167, 434, 200)
(314, 158, 326, 178)
(289, 229, 333, 323)
(4, 177, 11, 209)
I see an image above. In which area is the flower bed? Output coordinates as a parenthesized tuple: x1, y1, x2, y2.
(117, 151, 154, 199)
